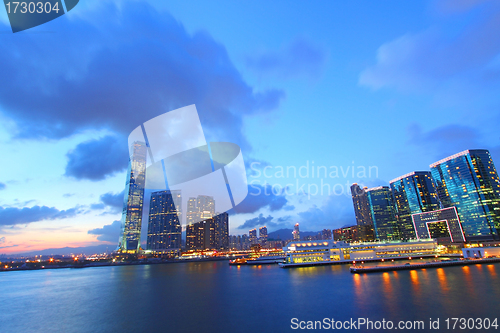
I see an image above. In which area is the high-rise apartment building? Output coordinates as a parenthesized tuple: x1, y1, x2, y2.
(147, 190, 182, 252)
(119, 141, 147, 253)
(186, 195, 216, 250)
(430, 149, 500, 241)
(259, 226, 268, 245)
(249, 228, 257, 244)
(321, 229, 332, 240)
(390, 171, 440, 240)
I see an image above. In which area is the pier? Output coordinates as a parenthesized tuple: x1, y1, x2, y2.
(350, 257, 500, 274)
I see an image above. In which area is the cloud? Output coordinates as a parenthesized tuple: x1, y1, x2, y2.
(0, 205, 81, 226)
(237, 213, 292, 230)
(0, 182, 5, 190)
(231, 184, 289, 215)
(0, 1, 284, 154)
(359, 1, 500, 107)
(407, 123, 500, 165)
(65, 135, 129, 181)
(246, 37, 328, 79)
(88, 220, 121, 243)
(91, 190, 125, 213)
(0, 237, 4, 244)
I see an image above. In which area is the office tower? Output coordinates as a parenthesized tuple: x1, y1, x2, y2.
(214, 212, 229, 250)
(430, 149, 500, 241)
(259, 226, 268, 245)
(350, 184, 373, 226)
(119, 141, 147, 253)
(249, 228, 257, 244)
(390, 171, 440, 240)
(147, 190, 182, 252)
(365, 186, 399, 241)
(321, 229, 332, 240)
(293, 223, 300, 241)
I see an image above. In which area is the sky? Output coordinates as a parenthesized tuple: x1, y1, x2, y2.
(1, 0, 500, 254)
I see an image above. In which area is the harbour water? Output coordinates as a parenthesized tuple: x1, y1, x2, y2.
(1, 260, 499, 332)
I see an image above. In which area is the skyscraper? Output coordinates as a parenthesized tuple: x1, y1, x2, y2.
(350, 184, 373, 226)
(147, 190, 182, 253)
(390, 171, 440, 240)
(259, 226, 268, 245)
(249, 228, 257, 244)
(185, 213, 229, 251)
(186, 195, 215, 250)
(214, 212, 229, 250)
(365, 186, 399, 241)
(293, 223, 300, 241)
(119, 141, 147, 253)
(430, 149, 500, 241)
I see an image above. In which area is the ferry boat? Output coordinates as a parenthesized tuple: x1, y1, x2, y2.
(246, 255, 286, 265)
(229, 258, 247, 265)
(279, 239, 439, 268)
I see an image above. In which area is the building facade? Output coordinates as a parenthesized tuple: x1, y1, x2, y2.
(350, 184, 373, 226)
(365, 186, 399, 241)
(390, 171, 440, 241)
(430, 149, 500, 241)
(147, 190, 182, 253)
(333, 225, 375, 243)
(412, 207, 465, 243)
(119, 141, 147, 253)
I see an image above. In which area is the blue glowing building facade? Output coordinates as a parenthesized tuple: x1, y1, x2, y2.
(390, 171, 440, 241)
(430, 149, 500, 241)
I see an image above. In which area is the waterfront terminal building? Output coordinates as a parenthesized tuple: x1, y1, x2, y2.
(280, 239, 438, 267)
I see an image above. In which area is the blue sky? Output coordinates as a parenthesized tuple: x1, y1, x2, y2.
(1, 0, 499, 253)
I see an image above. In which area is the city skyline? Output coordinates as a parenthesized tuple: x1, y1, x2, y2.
(2, 0, 500, 254)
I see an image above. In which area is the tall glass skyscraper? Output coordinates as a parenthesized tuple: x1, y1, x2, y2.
(390, 171, 440, 240)
(430, 149, 500, 241)
(350, 184, 373, 226)
(365, 186, 399, 241)
(119, 141, 147, 253)
(147, 190, 182, 252)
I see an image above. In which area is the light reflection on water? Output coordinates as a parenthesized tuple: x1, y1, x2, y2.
(1, 261, 500, 333)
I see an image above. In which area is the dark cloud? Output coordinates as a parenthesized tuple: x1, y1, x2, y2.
(65, 135, 128, 181)
(100, 190, 125, 210)
(90, 190, 125, 213)
(237, 213, 292, 231)
(231, 184, 289, 215)
(408, 123, 480, 159)
(407, 123, 500, 166)
(246, 37, 328, 79)
(0, 1, 284, 155)
(88, 220, 121, 243)
(0, 205, 81, 226)
(0, 182, 5, 190)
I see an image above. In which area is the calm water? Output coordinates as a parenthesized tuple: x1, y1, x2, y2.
(1, 261, 500, 332)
